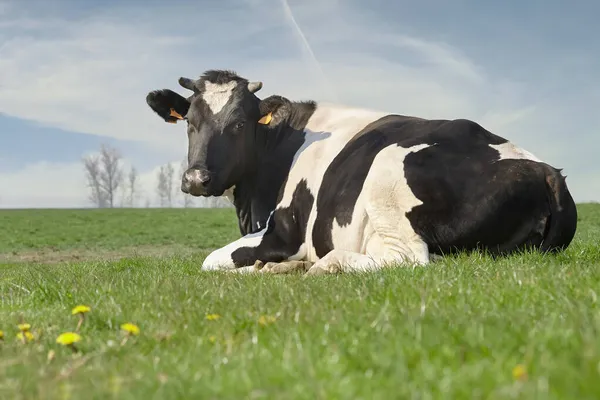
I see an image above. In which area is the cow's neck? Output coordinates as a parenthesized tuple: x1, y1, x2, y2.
(230, 179, 274, 235)
(230, 100, 317, 236)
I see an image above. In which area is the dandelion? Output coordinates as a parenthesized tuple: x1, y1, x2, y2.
(72, 305, 91, 332)
(18, 323, 31, 332)
(205, 314, 221, 321)
(16, 331, 34, 343)
(56, 332, 82, 345)
(258, 315, 277, 326)
(0, 330, 4, 341)
(512, 364, 528, 381)
(120, 322, 140, 345)
(56, 332, 82, 353)
(71, 305, 91, 315)
(121, 323, 140, 336)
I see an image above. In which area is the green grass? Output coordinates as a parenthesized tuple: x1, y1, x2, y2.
(1, 204, 599, 399)
(0, 208, 239, 254)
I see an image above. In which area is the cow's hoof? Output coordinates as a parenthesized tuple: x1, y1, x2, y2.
(304, 262, 342, 276)
(260, 260, 313, 274)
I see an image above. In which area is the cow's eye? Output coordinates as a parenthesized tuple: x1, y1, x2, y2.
(234, 121, 245, 131)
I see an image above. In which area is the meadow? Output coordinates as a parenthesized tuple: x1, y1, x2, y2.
(0, 205, 599, 399)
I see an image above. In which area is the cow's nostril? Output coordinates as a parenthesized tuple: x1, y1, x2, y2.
(198, 172, 211, 185)
(184, 169, 212, 187)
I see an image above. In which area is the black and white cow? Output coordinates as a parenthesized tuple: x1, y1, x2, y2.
(146, 70, 577, 275)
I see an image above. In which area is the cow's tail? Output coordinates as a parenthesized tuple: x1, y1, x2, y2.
(540, 165, 578, 253)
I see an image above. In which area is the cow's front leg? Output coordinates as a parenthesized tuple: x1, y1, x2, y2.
(201, 231, 266, 271)
(305, 243, 430, 276)
(201, 213, 306, 272)
(255, 260, 314, 274)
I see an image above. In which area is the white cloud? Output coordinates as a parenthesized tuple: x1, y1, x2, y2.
(0, 0, 524, 150)
(0, 161, 88, 208)
(0, 0, 597, 205)
(0, 18, 191, 156)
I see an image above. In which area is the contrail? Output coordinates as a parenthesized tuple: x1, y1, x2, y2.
(280, 0, 339, 102)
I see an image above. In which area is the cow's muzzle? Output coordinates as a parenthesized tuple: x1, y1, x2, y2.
(181, 168, 212, 196)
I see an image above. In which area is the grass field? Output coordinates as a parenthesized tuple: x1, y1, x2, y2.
(1, 205, 599, 399)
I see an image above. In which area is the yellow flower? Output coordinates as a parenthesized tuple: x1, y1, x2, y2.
(258, 315, 277, 326)
(512, 364, 528, 381)
(18, 323, 31, 332)
(56, 332, 82, 346)
(0, 330, 4, 340)
(16, 331, 34, 342)
(121, 323, 140, 336)
(205, 314, 221, 321)
(71, 305, 91, 315)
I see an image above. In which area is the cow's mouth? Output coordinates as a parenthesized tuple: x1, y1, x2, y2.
(182, 183, 224, 198)
(182, 186, 209, 197)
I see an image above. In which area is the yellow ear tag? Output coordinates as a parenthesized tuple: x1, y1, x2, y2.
(258, 112, 272, 125)
(169, 108, 184, 120)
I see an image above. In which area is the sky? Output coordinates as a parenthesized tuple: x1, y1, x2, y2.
(0, 0, 598, 208)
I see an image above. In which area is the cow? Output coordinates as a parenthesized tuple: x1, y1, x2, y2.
(145, 69, 578, 275)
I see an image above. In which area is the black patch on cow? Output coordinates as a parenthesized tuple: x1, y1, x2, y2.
(229, 97, 317, 236)
(230, 137, 303, 236)
(539, 168, 578, 252)
(201, 70, 245, 85)
(311, 115, 513, 258)
(231, 179, 315, 266)
(146, 89, 191, 123)
(404, 155, 578, 255)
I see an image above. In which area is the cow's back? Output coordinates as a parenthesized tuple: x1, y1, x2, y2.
(295, 112, 565, 259)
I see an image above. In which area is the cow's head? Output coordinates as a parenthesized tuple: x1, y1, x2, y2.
(146, 70, 272, 197)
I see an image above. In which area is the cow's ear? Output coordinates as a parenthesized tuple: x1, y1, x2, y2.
(257, 95, 291, 127)
(146, 89, 190, 124)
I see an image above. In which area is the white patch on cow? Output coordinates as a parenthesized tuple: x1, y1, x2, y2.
(274, 103, 389, 262)
(489, 142, 542, 162)
(276, 104, 388, 211)
(203, 81, 237, 115)
(201, 211, 274, 271)
(307, 249, 421, 274)
(306, 250, 380, 274)
(317, 143, 431, 272)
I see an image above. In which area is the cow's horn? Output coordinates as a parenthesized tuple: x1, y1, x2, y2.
(179, 77, 198, 92)
(248, 81, 263, 93)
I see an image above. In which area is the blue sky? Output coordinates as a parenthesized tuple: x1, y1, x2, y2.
(0, 0, 598, 207)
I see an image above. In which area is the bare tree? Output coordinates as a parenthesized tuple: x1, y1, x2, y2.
(127, 166, 138, 207)
(83, 155, 107, 208)
(164, 162, 174, 207)
(157, 165, 169, 207)
(82, 144, 124, 208)
(99, 144, 124, 208)
(179, 158, 193, 208)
